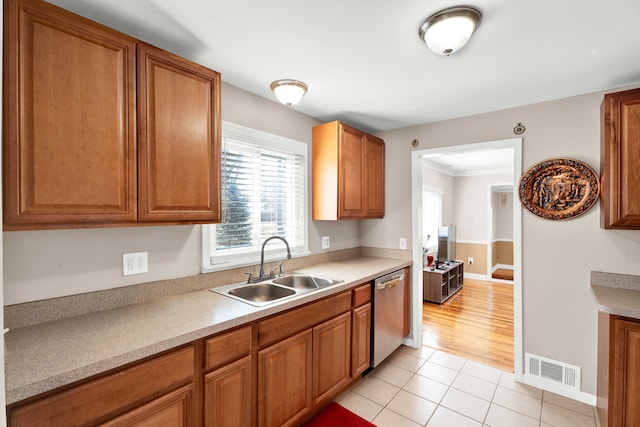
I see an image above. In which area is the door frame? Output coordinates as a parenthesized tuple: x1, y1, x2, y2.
(487, 184, 515, 282)
(409, 137, 523, 380)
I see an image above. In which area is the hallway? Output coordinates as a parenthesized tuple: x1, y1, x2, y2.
(422, 279, 514, 372)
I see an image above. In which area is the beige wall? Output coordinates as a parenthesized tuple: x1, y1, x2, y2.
(493, 241, 514, 267)
(2, 83, 361, 304)
(456, 242, 487, 276)
(453, 174, 512, 243)
(494, 191, 514, 241)
(364, 87, 640, 396)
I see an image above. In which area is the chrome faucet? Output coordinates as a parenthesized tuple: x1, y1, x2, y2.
(249, 236, 292, 283)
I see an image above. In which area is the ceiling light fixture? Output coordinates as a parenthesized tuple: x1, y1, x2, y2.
(418, 6, 482, 56)
(270, 79, 308, 106)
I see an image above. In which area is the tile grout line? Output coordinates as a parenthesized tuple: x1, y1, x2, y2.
(345, 346, 599, 427)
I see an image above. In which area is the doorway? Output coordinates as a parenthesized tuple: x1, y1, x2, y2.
(488, 185, 515, 283)
(410, 137, 523, 379)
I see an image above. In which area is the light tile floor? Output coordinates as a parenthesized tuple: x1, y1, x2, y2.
(335, 345, 599, 427)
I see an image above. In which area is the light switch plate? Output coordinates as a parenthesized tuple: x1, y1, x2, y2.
(321, 236, 330, 249)
(399, 238, 407, 249)
(123, 252, 148, 276)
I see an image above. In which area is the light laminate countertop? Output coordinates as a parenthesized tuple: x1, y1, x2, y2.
(591, 271, 640, 319)
(5, 256, 411, 405)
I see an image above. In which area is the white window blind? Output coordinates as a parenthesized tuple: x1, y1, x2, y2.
(202, 122, 308, 272)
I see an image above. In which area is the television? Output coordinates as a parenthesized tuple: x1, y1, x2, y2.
(437, 225, 456, 262)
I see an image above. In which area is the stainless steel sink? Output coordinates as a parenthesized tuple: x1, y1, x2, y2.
(272, 275, 340, 290)
(211, 273, 342, 307)
(226, 283, 295, 304)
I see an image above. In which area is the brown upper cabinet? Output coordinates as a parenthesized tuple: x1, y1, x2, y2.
(3, 0, 221, 230)
(312, 121, 385, 220)
(601, 88, 640, 229)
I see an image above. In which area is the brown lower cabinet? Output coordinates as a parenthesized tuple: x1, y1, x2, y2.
(8, 345, 196, 426)
(597, 313, 640, 427)
(204, 356, 252, 427)
(7, 283, 375, 427)
(258, 330, 314, 427)
(100, 385, 195, 427)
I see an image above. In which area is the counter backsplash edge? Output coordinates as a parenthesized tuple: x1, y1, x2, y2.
(5, 247, 411, 329)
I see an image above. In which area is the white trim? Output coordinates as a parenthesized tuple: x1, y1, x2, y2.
(464, 272, 491, 281)
(453, 167, 513, 177)
(407, 153, 425, 349)
(414, 137, 523, 382)
(455, 239, 488, 245)
(513, 138, 523, 381)
(487, 181, 513, 288)
(492, 238, 514, 243)
(421, 158, 512, 177)
(201, 121, 309, 274)
(523, 374, 596, 406)
(492, 264, 514, 272)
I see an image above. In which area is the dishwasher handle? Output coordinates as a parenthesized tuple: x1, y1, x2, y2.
(376, 278, 402, 290)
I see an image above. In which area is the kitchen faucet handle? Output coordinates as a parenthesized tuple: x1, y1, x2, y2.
(269, 265, 278, 278)
(278, 260, 285, 277)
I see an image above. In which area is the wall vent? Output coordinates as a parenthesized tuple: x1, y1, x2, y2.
(525, 353, 580, 390)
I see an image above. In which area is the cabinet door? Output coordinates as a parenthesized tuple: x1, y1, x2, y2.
(9, 346, 195, 427)
(99, 385, 194, 427)
(3, 0, 137, 228)
(364, 134, 385, 218)
(352, 303, 371, 377)
(258, 330, 313, 427)
(601, 88, 640, 229)
(313, 312, 352, 404)
(338, 124, 365, 218)
(137, 43, 221, 222)
(204, 356, 252, 427)
(610, 317, 640, 427)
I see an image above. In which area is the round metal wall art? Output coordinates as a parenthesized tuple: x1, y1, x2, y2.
(518, 158, 600, 220)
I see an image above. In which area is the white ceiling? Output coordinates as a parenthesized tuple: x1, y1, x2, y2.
(47, 0, 640, 134)
(423, 147, 514, 176)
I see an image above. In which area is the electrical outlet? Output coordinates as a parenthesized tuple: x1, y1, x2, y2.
(399, 238, 407, 250)
(468, 257, 474, 265)
(123, 252, 148, 276)
(321, 236, 330, 249)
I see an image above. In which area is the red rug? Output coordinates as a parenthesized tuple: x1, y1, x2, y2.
(303, 402, 375, 427)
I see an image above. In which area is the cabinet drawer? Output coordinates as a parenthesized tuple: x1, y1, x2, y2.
(98, 384, 194, 427)
(258, 292, 351, 348)
(9, 345, 195, 427)
(352, 283, 371, 307)
(205, 325, 252, 371)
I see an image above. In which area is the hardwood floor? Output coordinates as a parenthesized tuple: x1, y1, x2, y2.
(422, 278, 514, 372)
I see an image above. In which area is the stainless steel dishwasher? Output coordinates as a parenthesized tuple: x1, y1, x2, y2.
(372, 269, 405, 367)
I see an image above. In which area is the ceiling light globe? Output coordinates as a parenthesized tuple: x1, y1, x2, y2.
(419, 6, 482, 56)
(270, 79, 308, 106)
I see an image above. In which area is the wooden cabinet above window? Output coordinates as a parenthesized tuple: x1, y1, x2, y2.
(3, 0, 221, 230)
(601, 88, 640, 229)
(312, 121, 385, 220)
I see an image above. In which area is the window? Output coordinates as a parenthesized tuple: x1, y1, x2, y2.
(422, 187, 443, 253)
(202, 122, 308, 272)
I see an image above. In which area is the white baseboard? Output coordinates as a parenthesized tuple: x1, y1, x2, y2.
(492, 264, 514, 273)
(402, 337, 419, 348)
(463, 272, 490, 281)
(522, 373, 597, 406)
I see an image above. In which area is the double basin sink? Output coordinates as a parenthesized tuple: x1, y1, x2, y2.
(211, 274, 342, 307)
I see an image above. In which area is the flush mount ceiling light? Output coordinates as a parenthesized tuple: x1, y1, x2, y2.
(418, 6, 482, 56)
(270, 79, 308, 106)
